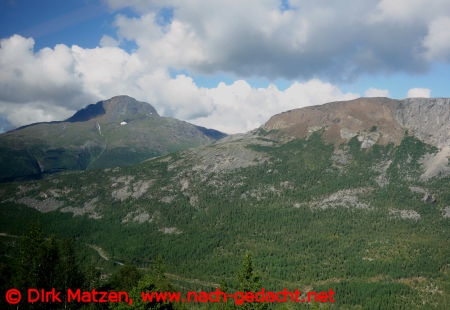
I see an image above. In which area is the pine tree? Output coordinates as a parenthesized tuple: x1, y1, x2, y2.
(153, 255, 171, 292)
(42, 235, 59, 289)
(110, 262, 143, 292)
(57, 238, 83, 310)
(11, 222, 85, 310)
(217, 278, 235, 310)
(236, 253, 261, 293)
(14, 221, 47, 310)
(234, 253, 268, 310)
(83, 261, 101, 291)
(110, 258, 175, 310)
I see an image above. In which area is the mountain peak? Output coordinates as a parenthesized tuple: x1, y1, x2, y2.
(65, 95, 159, 123)
(263, 97, 450, 149)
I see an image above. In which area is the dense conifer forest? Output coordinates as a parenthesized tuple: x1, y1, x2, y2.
(1, 132, 450, 309)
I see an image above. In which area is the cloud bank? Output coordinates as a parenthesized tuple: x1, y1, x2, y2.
(0, 35, 358, 133)
(2, 0, 449, 133)
(107, 0, 450, 80)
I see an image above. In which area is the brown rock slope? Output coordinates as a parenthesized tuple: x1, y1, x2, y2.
(263, 97, 405, 145)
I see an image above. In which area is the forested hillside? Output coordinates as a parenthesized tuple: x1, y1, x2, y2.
(1, 122, 450, 308)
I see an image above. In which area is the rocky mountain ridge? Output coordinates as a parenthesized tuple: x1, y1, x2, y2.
(65, 95, 159, 123)
(264, 97, 450, 145)
(263, 97, 450, 179)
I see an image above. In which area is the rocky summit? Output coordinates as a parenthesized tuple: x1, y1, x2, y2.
(65, 95, 159, 123)
(264, 97, 450, 146)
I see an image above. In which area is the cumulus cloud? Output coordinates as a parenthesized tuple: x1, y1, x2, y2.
(100, 35, 120, 47)
(0, 35, 96, 128)
(368, 0, 450, 24)
(0, 34, 359, 133)
(5, 0, 449, 133)
(0, 35, 88, 106)
(101, 0, 450, 81)
(191, 79, 358, 134)
(364, 87, 389, 97)
(423, 17, 450, 61)
(407, 88, 431, 98)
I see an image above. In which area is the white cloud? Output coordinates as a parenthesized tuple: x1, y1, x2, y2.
(369, 0, 450, 24)
(0, 100, 74, 128)
(407, 88, 431, 98)
(191, 79, 359, 134)
(0, 35, 83, 105)
(423, 17, 450, 61)
(4, 1, 450, 134)
(0, 35, 359, 134)
(100, 35, 120, 47)
(100, 0, 450, 80)
(364, 88, 389, 97)
(7, 105, 58, 126)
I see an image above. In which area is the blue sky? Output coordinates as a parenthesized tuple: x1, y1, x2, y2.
(1, 0, 450, 133)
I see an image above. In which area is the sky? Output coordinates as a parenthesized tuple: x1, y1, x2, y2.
(1, 0, 450, 134)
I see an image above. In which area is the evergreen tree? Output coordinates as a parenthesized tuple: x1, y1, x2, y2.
(80, 260, 108, 310)
(42, 235, 59, 289)
(215, 278, 235, 310)
(13, 221, 48, 310)
(11, 222, 85, 310)
(110, 263, 143, 292)
(110, 275, 159, 310)
(110, 257, 175, 310)
(57, 238, 84, 309)
(83, 261, 101, 291)
(234, 253, 268, 310)
(153, 255, 171, 291)
(236, 253, 261, 293)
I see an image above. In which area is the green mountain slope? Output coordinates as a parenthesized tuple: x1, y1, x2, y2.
(0, 95, 226, 182)
(1, 97, 450, 309)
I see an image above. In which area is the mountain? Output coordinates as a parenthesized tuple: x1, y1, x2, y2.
(0, 95, 226, 182)
(1, 97, 450, 308)
(64, 95, 159, 123)
(262, 97, 450, 180)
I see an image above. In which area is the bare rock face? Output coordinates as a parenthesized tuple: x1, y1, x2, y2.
(263, 97, 450, 149)
(419, 147, 450, 180)
(394, 98, 450, 180)
(17, 197, 63, 213)
(395, 98, 450, 148)
(263, 97, 405, 145)
(389, 209, 421, 220)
